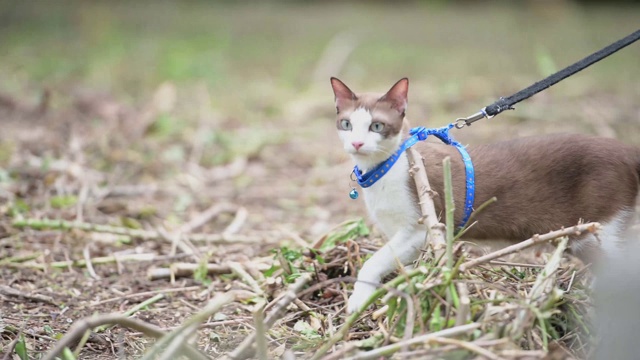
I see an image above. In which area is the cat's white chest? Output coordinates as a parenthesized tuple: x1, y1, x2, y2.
(362, 154, 420, 239)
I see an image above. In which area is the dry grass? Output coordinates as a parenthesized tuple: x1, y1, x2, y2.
(0, 1, 639, 359)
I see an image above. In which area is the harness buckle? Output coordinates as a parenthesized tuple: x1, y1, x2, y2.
(455, 110, 489, 129)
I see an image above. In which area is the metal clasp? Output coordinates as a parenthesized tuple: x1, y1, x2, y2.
(454, 107, 490, 129)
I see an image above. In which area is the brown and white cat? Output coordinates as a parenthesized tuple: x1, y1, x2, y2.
(331, 77, 640, 313)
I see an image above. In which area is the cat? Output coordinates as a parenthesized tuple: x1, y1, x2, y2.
(330, 77, 640, 313)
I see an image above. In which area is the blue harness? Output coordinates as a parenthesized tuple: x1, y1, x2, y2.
(352, 124, 475, 228)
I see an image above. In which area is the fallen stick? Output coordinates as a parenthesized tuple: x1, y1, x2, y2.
(91, 286, 202, 306)
(406, 148, 447, 259)
(227, 273, 312, 360)
(147, 262, 269, 281)
(509, 236, 569, 340)
(253, 299, 269, 360)
(0, 252, 42, 265)
(41, 314, 209, 360)
(223, 206, 248, 235)
(0, 285, 56, 306)
(82, 245, 99, 280)
(13, 217, 273, 244)
(459, 222, 600, 272)
(442, 157, 456, 269)
(229, 262, 264, 295)
(178, 202, 237, 234)
(95, 294, 165, 332)
(342, 322, 481, 360)
(6, 253, 157, 271)
(454, 282, 470, 327)
(429, 337, 504, 360)
(140, 292, 237, 360)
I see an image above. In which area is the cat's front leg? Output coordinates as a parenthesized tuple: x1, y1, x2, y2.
(347, 227, 425, 313)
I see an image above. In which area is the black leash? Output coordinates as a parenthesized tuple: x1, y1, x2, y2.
(455, 29, 640, 128)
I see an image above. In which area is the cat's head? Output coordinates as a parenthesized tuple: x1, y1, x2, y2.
(330, 78, 408, 169)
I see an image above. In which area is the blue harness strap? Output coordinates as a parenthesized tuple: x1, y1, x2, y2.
(353, 124, 475, 228)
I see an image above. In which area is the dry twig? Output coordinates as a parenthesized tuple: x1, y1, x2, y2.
(0, 285, 56, 306)
(429, 337, 504, 360)
(147, 262, 269, 281)
(228, 273, 312, 360)
(406, 148, 447, 259)
(455, 282, 470, 326)
(91, 286, 201, 306)
(178, 202, 237, 234)
(341, 322, 481, 360)
(42, 314, 209, 360)
(509, 237, 569, 340)
(141, 292, 237, 360)
(460, 223, 600, 271)
(6, 253, 157, 271)
(13, 217, 273, 244)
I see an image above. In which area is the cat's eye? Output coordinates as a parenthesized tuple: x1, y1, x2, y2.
(370, 122, 385, 133)
(340, 119, 352, 130)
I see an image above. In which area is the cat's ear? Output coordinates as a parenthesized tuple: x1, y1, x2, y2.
(330, 77, 356, 112)
(380, 78, 409, 114)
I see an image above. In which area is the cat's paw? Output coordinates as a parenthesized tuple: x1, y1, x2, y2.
(347, 286, 375, 313)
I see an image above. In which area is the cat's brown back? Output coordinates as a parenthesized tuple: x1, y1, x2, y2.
(412, 133, 640, 241)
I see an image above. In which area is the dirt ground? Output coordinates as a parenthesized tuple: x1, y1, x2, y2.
(0, 1, 639, 359)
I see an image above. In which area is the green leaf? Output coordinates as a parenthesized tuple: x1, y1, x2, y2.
(50, 195, 78, 209)
(357, 333, 383, 349)
(319, 218, 370, 252)
(293, 320, 321, 340)
(285, 273, 302, 283)
(62, 347, 77, 360)
(9, 199, 30, 216)
(263, 264, 278, 277)
(430, 304, 444, 332)
(281, 247, 303, 262)
(14, 335, 28, 360)
(120, 217, 142, 229)
(193, 256, 211, 284)
(43, 325, 54, 335)
(386, 296, 398, 321)
(147, 114, 180, 138)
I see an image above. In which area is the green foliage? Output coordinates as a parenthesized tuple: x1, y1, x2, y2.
(14, 335, 28, 360)
(319, 218, 369, 252)
(293, 320, 321, 340)
(357, 333, 384, 349)
(510, 267, 527, 279)
(9, 199, 30, 217)
(62, 347, 77, 360)
(147, 114, 183, 139)
(266, 219, 369, 284)
(273, 246, 305, 284)
(49, 195, 78, 209)
(120, 217, 143, 230)
(194, 256, 212, 285)
(429, 304, 445, 331)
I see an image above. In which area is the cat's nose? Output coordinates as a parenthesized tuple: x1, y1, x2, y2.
(351, 142, 364, 151)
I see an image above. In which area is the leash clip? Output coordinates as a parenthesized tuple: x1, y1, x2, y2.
(455, 108, 489, 129)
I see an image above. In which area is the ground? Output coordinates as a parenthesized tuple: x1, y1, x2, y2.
(0, 1, 639, 359)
